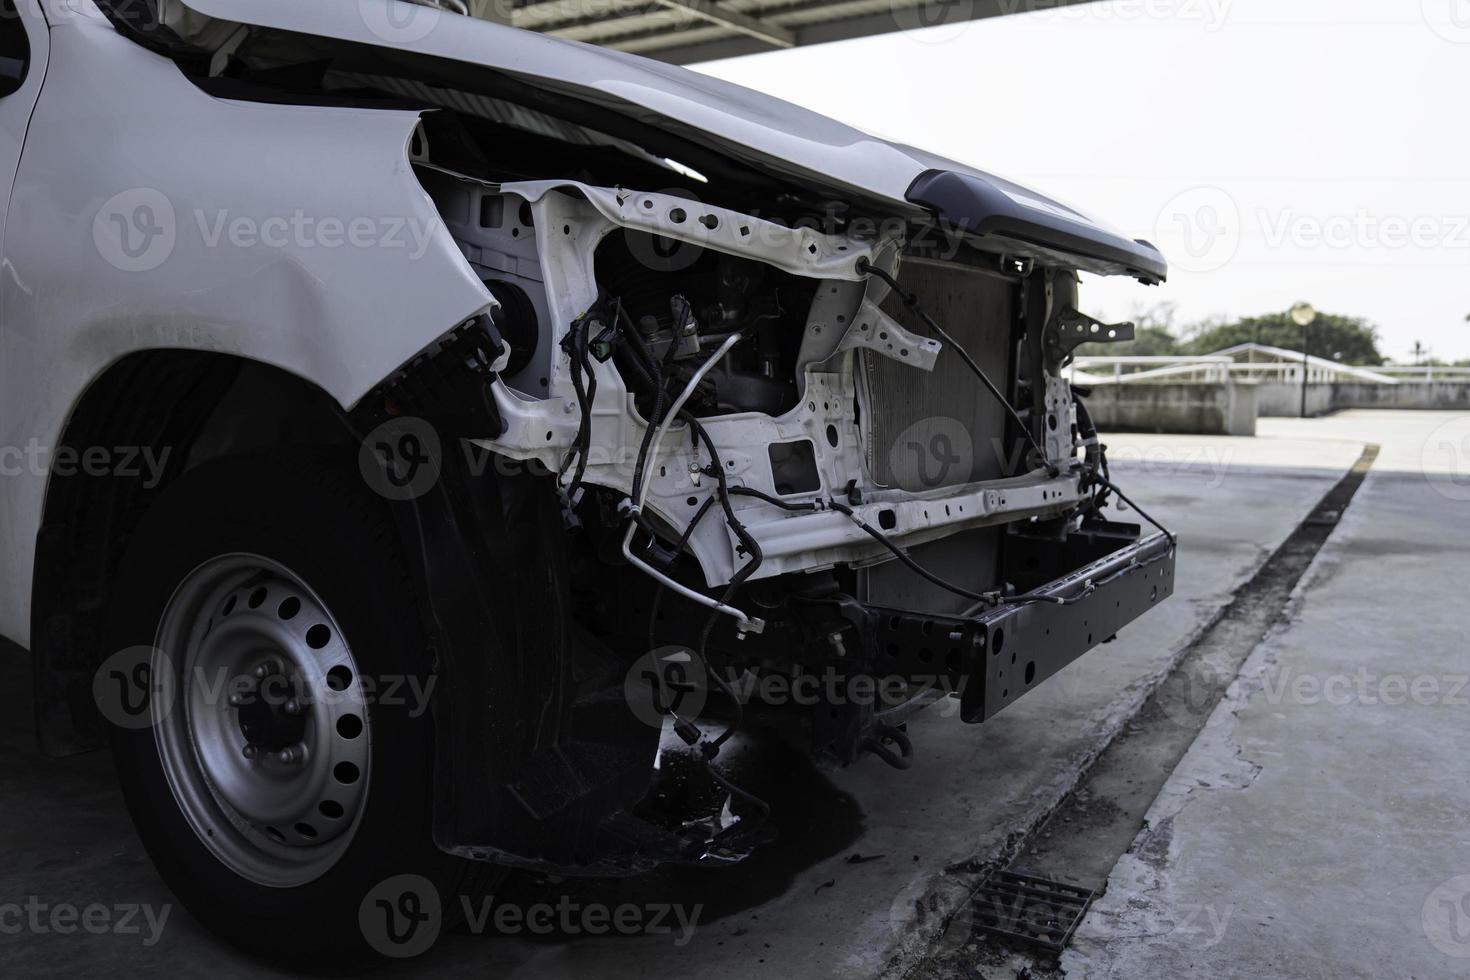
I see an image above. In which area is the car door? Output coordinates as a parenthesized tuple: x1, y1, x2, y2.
(0, 0, 46, 645)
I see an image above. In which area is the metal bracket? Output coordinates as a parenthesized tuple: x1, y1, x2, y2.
(1045, 308, 1134, 365)
(836, 298, 943, 371)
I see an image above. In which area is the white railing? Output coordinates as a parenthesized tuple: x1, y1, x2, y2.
(1372, 365, 1470, 382)
(1072, 347, 1424, 387)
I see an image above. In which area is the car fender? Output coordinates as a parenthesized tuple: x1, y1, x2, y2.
(0, 8, 491, 644)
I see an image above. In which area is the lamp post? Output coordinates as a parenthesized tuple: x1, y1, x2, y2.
(1290, 302, 1317, 418)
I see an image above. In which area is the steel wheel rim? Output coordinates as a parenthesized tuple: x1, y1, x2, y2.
(153, 553, 372, 888)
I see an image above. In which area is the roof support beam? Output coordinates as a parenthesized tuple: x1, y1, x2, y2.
(645, 0, 795, 48)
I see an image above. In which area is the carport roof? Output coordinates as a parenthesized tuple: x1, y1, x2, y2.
(503, 0, 1100, 64)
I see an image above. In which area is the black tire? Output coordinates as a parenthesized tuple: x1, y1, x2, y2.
(102, 452, 493, 963)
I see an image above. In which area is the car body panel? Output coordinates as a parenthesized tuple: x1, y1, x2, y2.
(132, 0, 1161, 281)
(0, 3, 493, 644)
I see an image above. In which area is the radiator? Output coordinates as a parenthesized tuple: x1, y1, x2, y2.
(859, 258, 1018, 614)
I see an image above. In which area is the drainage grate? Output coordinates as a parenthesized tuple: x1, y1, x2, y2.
(970, 868, 1093, 955)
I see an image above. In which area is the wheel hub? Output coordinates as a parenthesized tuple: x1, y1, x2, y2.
(152, 554, 372, 888)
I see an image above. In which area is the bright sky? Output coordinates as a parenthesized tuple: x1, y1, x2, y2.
(697, 0, 1470, 362)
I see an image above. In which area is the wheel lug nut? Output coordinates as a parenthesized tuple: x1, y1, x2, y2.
(242, 745, 259, 760)
(284, 699, 301, 716)
(229, 693, 247, 707)
(254, 660, 281, 680)
(277, 744, 305, 765)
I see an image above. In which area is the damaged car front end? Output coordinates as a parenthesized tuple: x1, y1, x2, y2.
(26, 0, 1177, 950)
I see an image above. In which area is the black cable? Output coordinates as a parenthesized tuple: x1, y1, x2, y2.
(856, 258, 1057, 478)
(827, 499, 992, 605)
(727, 485, 819, 512)
(861, 724, 913, 771)
(558, 313, 597, 498)
(680, 412, 763, 753)
(1092, 472, 1176, 544)
(707, 765, 772, 818)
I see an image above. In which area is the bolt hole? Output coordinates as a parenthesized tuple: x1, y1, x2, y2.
(1025, 661, 1036, 684)
(222, 595, 237, 616)
(294, 823, 318, 840)
(266, 826, 285, 843)
(319, 800, 345, 820)
(826, 424, 839, 448)
(248, 587, 267, 609)
(334, 762, 361, 784)
(306, 624, 332, 649)
(336, 714, 363, 740)
(669, 207, 687, 223)
(326, 665, 353, 692)
(277, 596, 300, 621)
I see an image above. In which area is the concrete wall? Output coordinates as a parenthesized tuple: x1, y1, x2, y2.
(1085, 382, 1256, 436)
(1332, 382, 1470, 410)
(1254, 381, 1470, 415)
(1255, 382, 1335, 417)
(1087, 379, 1470, 434)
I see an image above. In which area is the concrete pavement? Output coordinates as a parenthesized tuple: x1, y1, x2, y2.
(0, 421, 1381, 978)
(1066, 411, 1470, 979)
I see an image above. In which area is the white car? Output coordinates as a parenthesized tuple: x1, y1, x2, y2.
(3, 0, 1174, 959)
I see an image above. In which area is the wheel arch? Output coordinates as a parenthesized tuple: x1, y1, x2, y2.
(32, 348, 355, 755)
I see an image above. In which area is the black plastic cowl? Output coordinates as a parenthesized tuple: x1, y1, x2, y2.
(906, 169, 1168, 284)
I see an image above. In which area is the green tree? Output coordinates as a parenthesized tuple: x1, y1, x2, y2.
(1182, 311, 1384, 365)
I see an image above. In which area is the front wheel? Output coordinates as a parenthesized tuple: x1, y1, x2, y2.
(102, 454, 490, 960)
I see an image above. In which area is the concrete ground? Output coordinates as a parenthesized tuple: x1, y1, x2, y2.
(1066, 410, 1470, 979)
(4, 411, 1459, 978)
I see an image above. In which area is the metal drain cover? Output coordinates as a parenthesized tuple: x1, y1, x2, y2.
(971, 868, 1093, 955)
